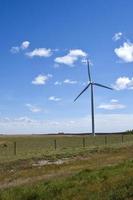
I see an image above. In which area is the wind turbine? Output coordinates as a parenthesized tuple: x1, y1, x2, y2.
(74, 59, 113, 136)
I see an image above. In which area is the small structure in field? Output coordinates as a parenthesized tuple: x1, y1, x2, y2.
(58, 132, 65, 135)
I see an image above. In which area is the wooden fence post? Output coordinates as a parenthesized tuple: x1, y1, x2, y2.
(14, 141, 16, 155)
(105, 136, 107, 145)
(54, 139, 57, 150)
(83, 137, 85, 147)
(122, 135, 124, 143)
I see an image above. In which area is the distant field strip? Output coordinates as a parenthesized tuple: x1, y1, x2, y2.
(0, 134, 133, 162)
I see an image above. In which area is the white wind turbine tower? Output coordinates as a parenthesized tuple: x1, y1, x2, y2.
(74, 59, 113, 136)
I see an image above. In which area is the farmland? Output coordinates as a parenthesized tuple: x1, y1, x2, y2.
(0, 134, 132, 162)
(0, 134, 133, 200)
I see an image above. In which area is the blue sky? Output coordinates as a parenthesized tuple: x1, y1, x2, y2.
(0, 0, 133, 134)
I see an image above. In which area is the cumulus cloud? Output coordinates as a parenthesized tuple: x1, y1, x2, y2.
(10, 41, 30, 53)
(113, 76, 133, 90)
(32, 74, 52, 85)
(26, 48, 52, 58)
(98, 99, 126, 110)
(26, 104, 42, 113)
(48, 96, 61, 101)
(112, 32, 122, 41)
(114, 42, 133, 62)
(55, 49, 87, 66)
(64, 79, 77, 84)
(21, 41, 30, 49)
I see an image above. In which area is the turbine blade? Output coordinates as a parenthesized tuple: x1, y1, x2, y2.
(87, 59, 91, 82)
(94, 83, 113, 90)
(74, 83, 91, 102)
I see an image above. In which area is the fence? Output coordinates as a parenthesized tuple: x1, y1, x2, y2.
(0, 134, 133, 159)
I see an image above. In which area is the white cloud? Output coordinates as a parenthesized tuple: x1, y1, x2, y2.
(98, 99, 126, 110)
(55, 49, 87, 66)
(54, 81, 62, 85)
(14, 116, 34, 123)
(10, 40, 30, 53)
(110, 99, 118, 103)
(113, 76, 133, 90)
(1, 114, 133, 134)
(21, 41, 30, 49)
(47, 74, 53, 78)
(64, 79, 77, 84)
(26, 104, 42, 113)
(69, 49, 87, 57)
(114, 42, 133, 62)
(112, 32, 122, 41)
(32, 74, 52, 85)
(49, 96, 61, 101)
(54, 79, 78, 86)
(55, 55, 77, 66)
(10, 46, 20, 54)
(26, 48, 52, 58)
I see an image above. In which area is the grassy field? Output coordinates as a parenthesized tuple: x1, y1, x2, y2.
(0, 134, 133, 200)
(0, 134, 133, 162)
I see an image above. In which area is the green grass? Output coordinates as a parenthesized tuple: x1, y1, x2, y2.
(0, 160, 133, 200)
(0, 134, 133, 162)
(0, 135, 133, 200)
